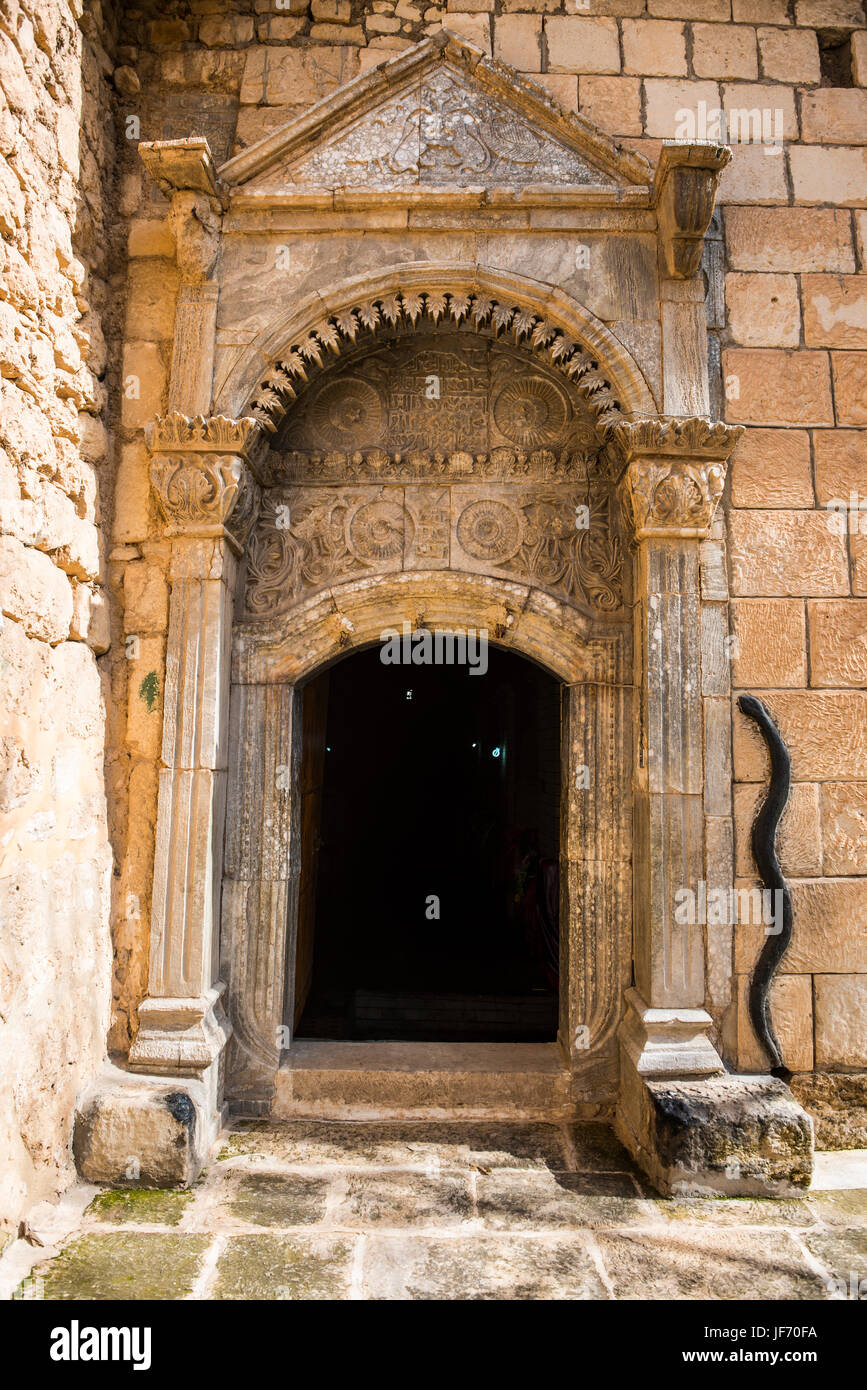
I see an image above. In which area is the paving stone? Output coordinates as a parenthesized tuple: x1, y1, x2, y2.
(226, 1173, 330, 1227)
(595, 1230, 829, 1300)
(86, 1188, 195, 1226)
(654, 1196, 815, 1227)
(336, 1171, 473, 1227)
(807, 1189, 867, 1228)
(476, 1170, 654, 1230)
(567, 1123, 637, 1172)
(213, 1235, 355, 1299)
(802, 1229, 867, 1291)
(362, 1233, 608, 1300)
(220, 1119, 571, 1170)
(38, 1233, 210, 1300)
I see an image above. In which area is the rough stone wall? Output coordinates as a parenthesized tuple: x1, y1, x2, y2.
(0, 0, 120, 1231)
(110, 1, 866, 1117)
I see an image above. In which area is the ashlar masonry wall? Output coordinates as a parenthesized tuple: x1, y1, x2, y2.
(0, 0, 119, 1231)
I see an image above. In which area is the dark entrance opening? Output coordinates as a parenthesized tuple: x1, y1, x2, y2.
(294, 643, 561, 1042)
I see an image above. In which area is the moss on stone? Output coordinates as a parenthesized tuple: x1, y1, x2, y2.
(87, 1187, 195, 1226)
(38, 1233, 210, 1300)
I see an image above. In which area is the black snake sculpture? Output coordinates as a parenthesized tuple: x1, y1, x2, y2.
(737, 694, 794, 1082)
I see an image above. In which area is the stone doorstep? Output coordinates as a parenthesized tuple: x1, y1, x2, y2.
(269, 1040, 576, 1121)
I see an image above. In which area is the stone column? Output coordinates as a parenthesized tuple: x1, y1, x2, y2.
(126, 415, 264, 1108)
(608, 419, 813, 1195)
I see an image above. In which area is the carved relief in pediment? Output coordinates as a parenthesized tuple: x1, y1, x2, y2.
(256, 67, 616, 190)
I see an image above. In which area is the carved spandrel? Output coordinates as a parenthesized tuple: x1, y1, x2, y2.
(243, 483, 622, 619)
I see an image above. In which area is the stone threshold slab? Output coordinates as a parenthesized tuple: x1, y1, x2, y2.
(272, 1041, 574, 1121)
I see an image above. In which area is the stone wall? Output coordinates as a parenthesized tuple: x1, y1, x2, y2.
(0, 0, 120, 1231)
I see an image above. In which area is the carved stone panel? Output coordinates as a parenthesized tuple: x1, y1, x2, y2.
(259, 66, 616, 190)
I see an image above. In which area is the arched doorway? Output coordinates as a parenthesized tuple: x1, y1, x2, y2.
(294, 644, 562, 1043)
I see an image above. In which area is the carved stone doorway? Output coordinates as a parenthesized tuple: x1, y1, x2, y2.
(293, 644, 562, 1045)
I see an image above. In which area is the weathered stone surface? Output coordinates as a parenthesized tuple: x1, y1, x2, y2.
(723, 350, 834, 427)
(213, 1234, 355, 1299)
(629, 1076, 813, 1197)
(87, 1187, 194, 1226)
(814, 428, 867, 503)
(729, 428, 813, 509)
(791, 1073, 867, 1151)
(832, 351, 867, 425)
(725, 208, 854, 273)
(803, 275, 867, 350)
(0, 535, 72, 643)
(757, 25, 820, 83)
(807, 600, 867, 687)
(622, 19, 686, 76)
(73, 1068, 210, 1188)
(821, 782, 867, 875)
(37, 1232, 210, 1300)
(734, 972, 814, 1073)
(815, 975, 867, 1068)
(731, 598, 807, 687)
(734, 878, 867, 974)
(361, 1231, 607, 1299)
(725, 274, 800, 348)
(729, 511, 849, 596)
(226, 1173, 330, 1226)
(733, 691, 867, 781)
(594, 1228, 826, 1299)
(734, 780, 821, 877)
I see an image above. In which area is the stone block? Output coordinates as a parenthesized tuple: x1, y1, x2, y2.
(790, 1072, 867, 1151)
(127, 219, 175, 260)
(735, 972, 814, 1073)
(126, 634, 166, 760)
(730, 598, 807, 688)
(716, 144, 789, 205)
(124, 562, 169, 636)
(125, 261, 178, 342)
(648, 0, 729, 16)
(198, 15, 256, 46)
(757, 26, 820, 84)
(801, 89, 867, 145)
(729, 510, 848, 596)
(735, 208, 853, 273)
(734, 780, 821, 877)
(121, 342, 166, 431)
(622, 19, 686, 76)
(0, 535, 72, 643)
(545, 17, 620, 74)
(735, 877, 867, 974)
(113, 440, 153, 544)
(493, 14, 541, 69)
(723, 82, 798, 142)
(794, 0, 864, 22)
(733, 691, 867, 782)
(643, 79, 720, 139)
(441, 14, 492, 52)
(854, 29, 867, 86)
(808, 600, 867, 687)
(723, 350, 833, 427)
(789, 147, 867, 207)
(578, 77, 642, 137)
(729, 427, 813, 509)
(725, 273, 800, 348)
(803, 275, 867, 350)
(832, 351, 867, 425)
(815, 975, 867, 1068)
(617, 1072, 813, 1197)
(821, 782, 867, 875)
(814, 428, 867, 503)
(532, 73, 578, 111)
(692, 24, 758, 80)
(74, 1066, 211, 1187)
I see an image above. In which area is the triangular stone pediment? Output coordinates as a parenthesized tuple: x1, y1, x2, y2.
(219, 33, 651, 195)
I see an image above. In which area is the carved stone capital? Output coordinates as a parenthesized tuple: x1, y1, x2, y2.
(652, 143, 731, 279)
(620, 456, 726, 541)
(147, 414, 267, 551)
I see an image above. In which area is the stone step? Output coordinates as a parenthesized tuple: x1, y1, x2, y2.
(272, 1040, 574, 1120)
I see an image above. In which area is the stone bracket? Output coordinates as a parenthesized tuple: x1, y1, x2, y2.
(652, 142, 731, 280)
